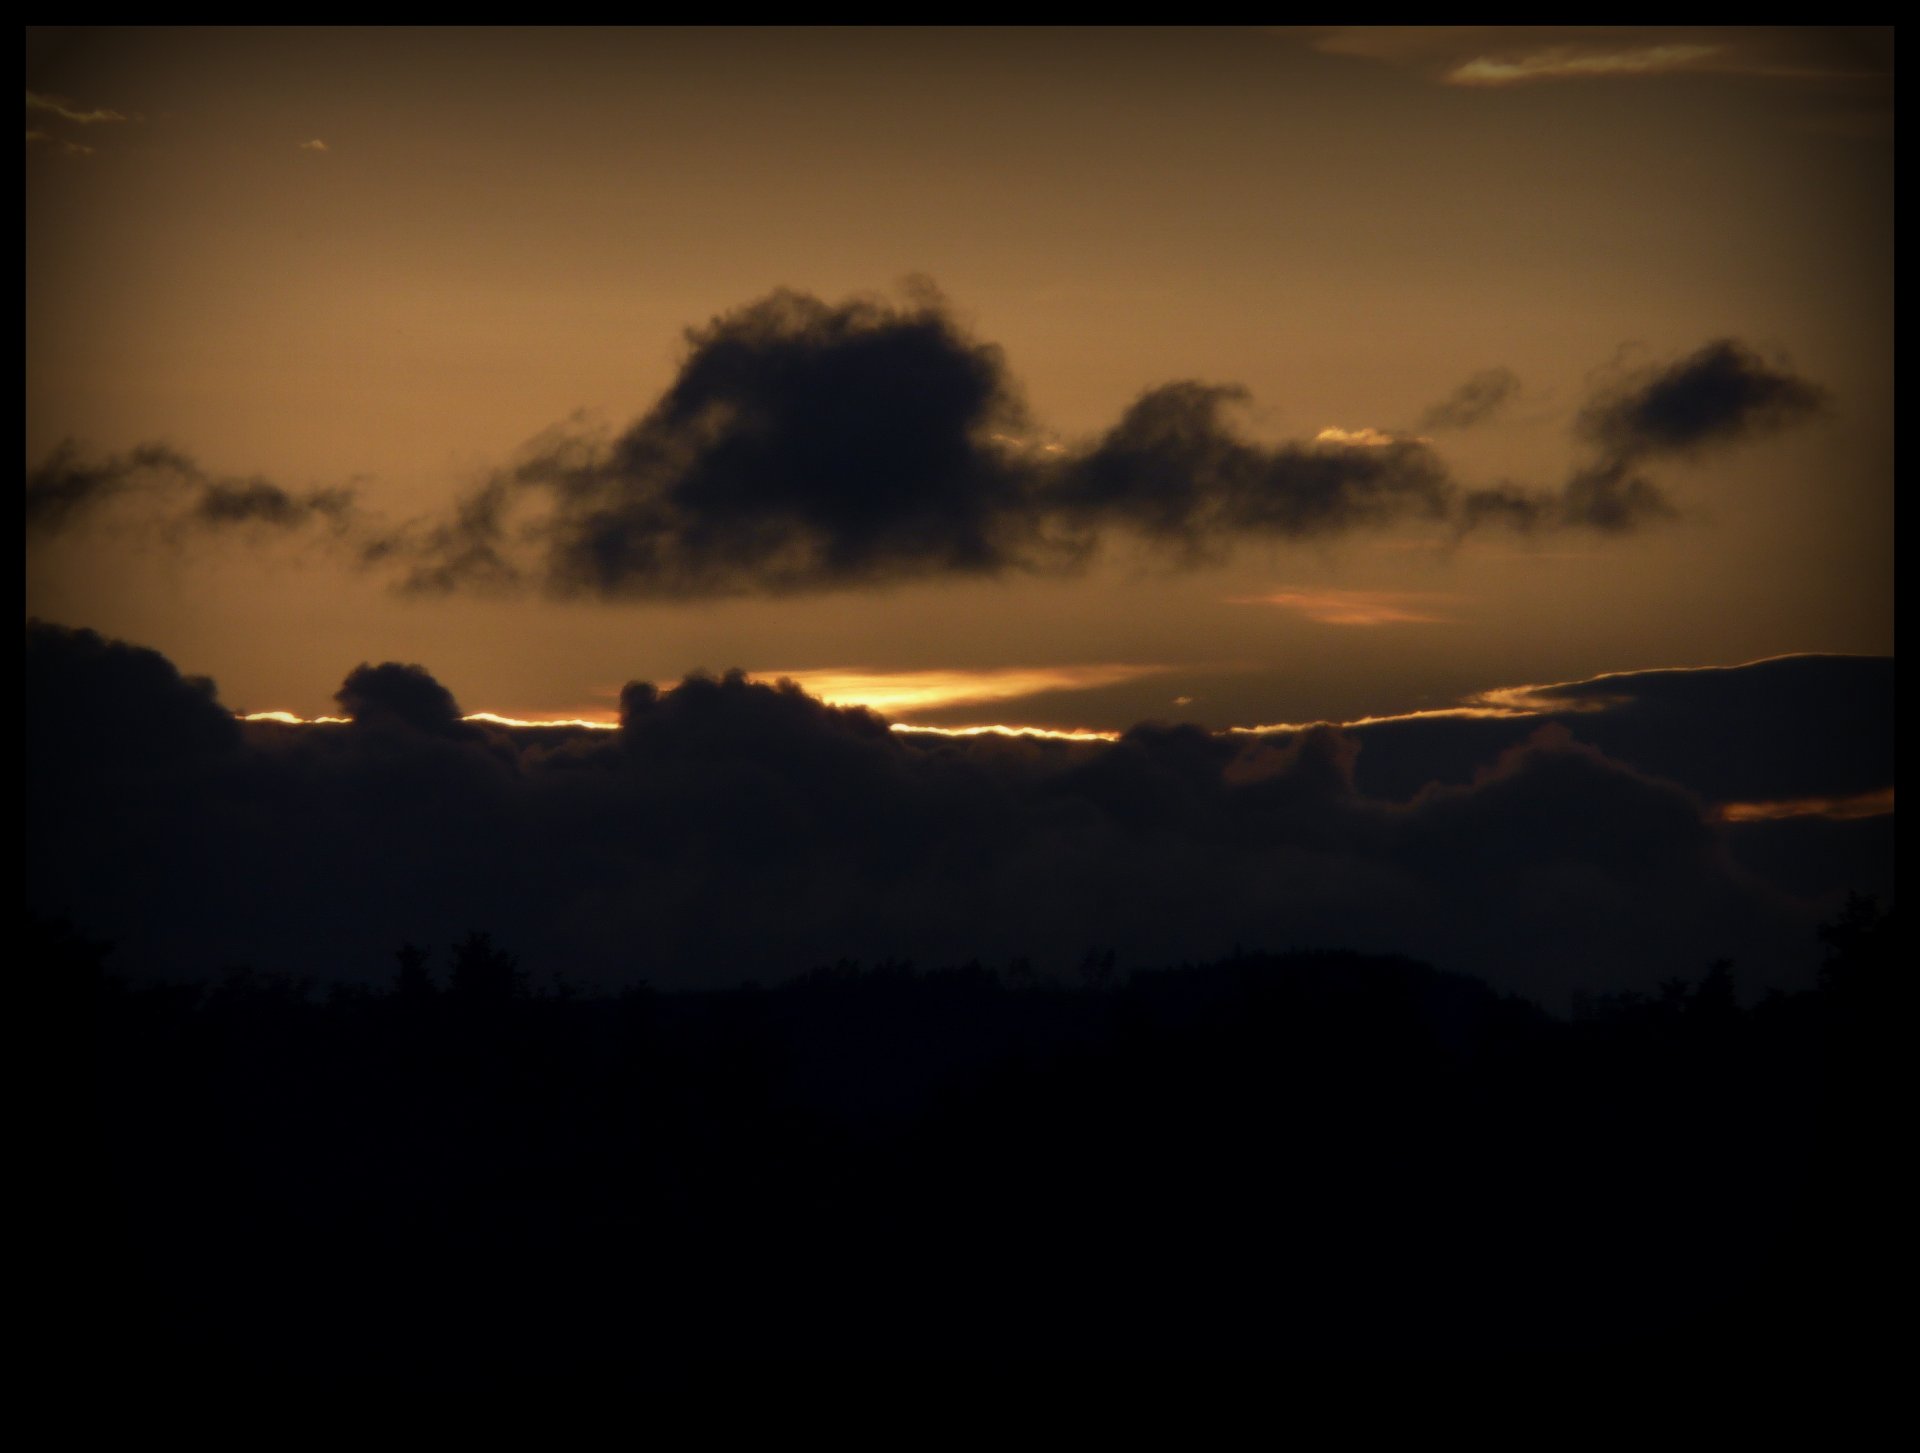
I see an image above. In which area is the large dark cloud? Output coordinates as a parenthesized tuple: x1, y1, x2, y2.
(524, 288, 1041, 597)
(27, 623, 1888, 1007)
(27, 292, 1829, 596)
(400, 291, 1461, 597)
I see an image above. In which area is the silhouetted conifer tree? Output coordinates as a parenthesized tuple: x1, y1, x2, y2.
(448, 930, 521, 1001)
(394, 941, 435, 1000)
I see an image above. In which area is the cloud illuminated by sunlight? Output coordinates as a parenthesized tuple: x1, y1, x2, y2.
(1465, 682, 1623, 715)
(1228, 587, 1456, 626)
(1314, 426, 1424, 448)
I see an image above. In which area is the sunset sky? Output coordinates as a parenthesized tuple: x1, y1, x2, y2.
(57, 33, 1895, 1370)
(26, 26, 1893, 733)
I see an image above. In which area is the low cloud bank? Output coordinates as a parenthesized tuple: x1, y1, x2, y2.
(27, 623, 1887, 1003)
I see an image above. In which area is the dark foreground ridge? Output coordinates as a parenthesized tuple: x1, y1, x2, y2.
(78, 903, 1895, 1367)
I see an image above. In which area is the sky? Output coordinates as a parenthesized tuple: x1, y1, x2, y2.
(26, 26, 1893, 731)
(25, 28, 1895, 1000)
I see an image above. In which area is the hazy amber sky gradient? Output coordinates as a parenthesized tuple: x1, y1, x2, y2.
(25, 27, 1894, 728)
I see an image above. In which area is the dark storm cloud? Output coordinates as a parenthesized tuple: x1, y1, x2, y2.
(1257, 653, 1894, 807)
(28, 291, 1830, 594)
(1417, 366, 1520, 431)
(25, 619, 239, 770)
(27, 624, 1886, 1007)
(1578, 339, 1828, 462)
(1496, 655, 1895, 803)
(24, 441, 359, 539)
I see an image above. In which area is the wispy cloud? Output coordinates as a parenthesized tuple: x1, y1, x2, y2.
(26, 127, 94, 157)
(1302, 27, 1890, 89)
(25, 90, 129, 125)
(1418, 368, 1521, 431)
(24, 442, 360, 541)
(1446, 44, 1721, 87)
(1229, 587, 1457, 627)
(298, 138, 329, 152)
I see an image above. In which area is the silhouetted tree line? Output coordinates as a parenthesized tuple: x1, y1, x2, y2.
(74, 901, 1893, 1367)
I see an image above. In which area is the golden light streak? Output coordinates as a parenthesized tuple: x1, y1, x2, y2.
(890, 722, 1120, 743)
(1466, 683, 1624, 715)
(1226, 704, 1535, 736)
(986, 431, 1067, 455)
(240, 709, 618, 729)
(234, 662, 1171, 731)
(462, 711, 618, 730)
(1228, 587, 1456, 626)
(748, 664, 1171, 717)
(1717, 788, 1894, 823)
(235, 657, 1871, 771)
(239, 710, 352, 725)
